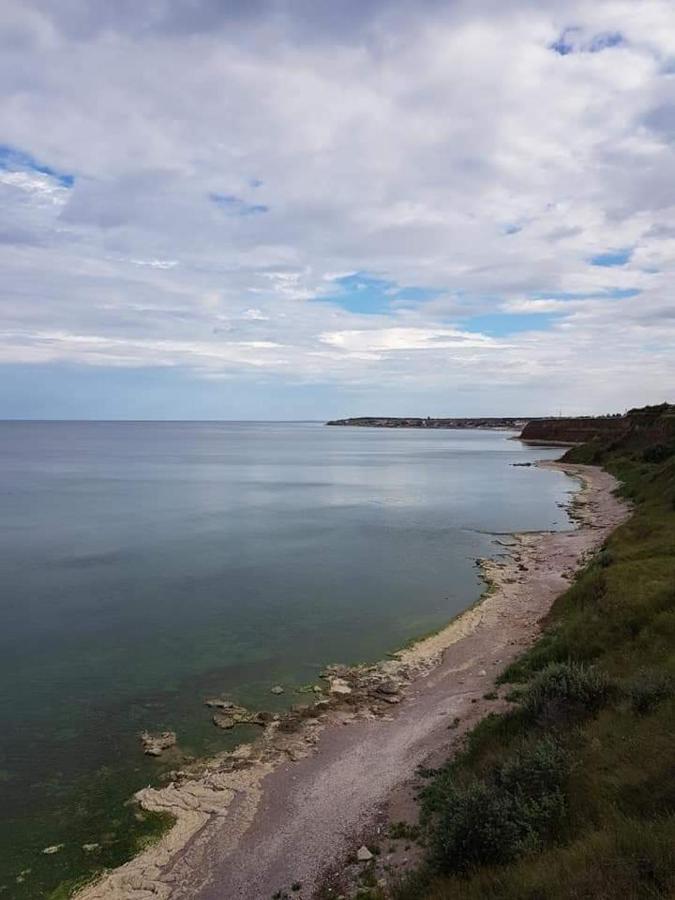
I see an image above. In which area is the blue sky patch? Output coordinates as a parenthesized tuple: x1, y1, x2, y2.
(590, 247, 632, 267)
(0, 144, 74, 187)
(463, 312, 558, 337)
(532, 288, 640, 301)
(210, 192, 268, 215)
(606, 287, 640, 299)
(589, 32, 624, 52)
(318, 273, 438, 315)
(550, 27, 579, 55)
(551, 28, 624, 56)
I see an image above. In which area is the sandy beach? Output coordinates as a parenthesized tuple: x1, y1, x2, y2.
(76, 461, 629, 900)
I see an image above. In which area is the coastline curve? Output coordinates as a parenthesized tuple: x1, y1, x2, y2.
(75, 461, 629, 900)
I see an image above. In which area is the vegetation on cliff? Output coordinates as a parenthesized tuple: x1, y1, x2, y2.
(391, 404, 675, 899)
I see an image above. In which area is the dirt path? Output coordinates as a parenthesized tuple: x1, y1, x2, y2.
(77, 463, 629, 900)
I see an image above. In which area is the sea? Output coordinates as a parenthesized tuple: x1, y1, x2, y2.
(0, 421, 573, 897)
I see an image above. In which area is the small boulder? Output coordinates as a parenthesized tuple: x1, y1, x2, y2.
(230, 743, 254, 760)
(329, 678, 352, 696)
(377, 680, 400, 696)
(271, 685, 284, 695)
(42, 845, 64, 855)
(212, 705, 267, 729)
(205, 697, 236, 709)
(212, 712, 236, 729)
(140, 731, 177, 756)
(357, 845, 374, 862)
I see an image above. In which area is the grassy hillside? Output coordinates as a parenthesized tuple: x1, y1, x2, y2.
(390, 406, 675, 899)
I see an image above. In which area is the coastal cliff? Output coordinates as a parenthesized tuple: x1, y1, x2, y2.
(518, 415, 627, 444)
(519, 403, 675, 449)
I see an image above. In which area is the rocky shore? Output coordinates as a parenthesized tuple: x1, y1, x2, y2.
(75, 461, 629, 900)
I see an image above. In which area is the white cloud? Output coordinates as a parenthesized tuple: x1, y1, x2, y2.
(0, 0, 673, 414)
(242, 308, 270, 320)
(129, 258, 179, 269)
(320, 327, 498, 353)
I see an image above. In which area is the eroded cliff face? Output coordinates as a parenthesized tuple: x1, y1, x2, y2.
(519, 404, 675, 450)
(519, 417, 627, 444)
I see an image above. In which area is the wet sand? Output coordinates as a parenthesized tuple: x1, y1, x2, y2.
(77, 462, 629, 900)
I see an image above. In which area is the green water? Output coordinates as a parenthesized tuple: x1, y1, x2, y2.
(0, 421, 572, 897)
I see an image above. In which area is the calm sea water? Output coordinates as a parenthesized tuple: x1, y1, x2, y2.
(0, 421, 572, 896)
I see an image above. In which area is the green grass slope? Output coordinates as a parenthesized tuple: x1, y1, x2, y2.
(391, 405, 675, 900)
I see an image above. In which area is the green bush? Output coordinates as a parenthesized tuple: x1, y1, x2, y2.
(411, 817, 675, 900)
(642, 443, 675, 464)
(597, 548, 614, 568)
(427, 739, 569, 875)
(389, 820, 421, 841)
(625, 669, 673, 715)
(521, 661, 614, 721)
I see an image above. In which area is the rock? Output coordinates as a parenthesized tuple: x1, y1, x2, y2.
(271, 685, 284, 695)
(140, 731, 177, 756)
(82, 843, 100, 852)
(42, 845, 64, 855)
(377, 680, 400, 696)
(212, 712, 236, 729)
(230, 743, 253, 760)
(205, 697, 236, 709)
(380, 695, 401, 704)
(212, 705, 267, 729)
(312, 685, 324, 693)
(357, 845, 374, 862)
(329, 677, 352, 696)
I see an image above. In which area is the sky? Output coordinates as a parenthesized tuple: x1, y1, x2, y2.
(1, 0, 674, 419)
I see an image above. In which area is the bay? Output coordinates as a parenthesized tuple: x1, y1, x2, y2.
(0, 421, 571, 896)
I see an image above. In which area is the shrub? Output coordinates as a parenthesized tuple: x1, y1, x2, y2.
(642, 443, 675, 464)
(566, 566, 607, 609)
(389, 868, 434, 900)
(597, 548, 614, 568)
(428, 738, 569, 874)
(625, 669, 673, 715)
(522, 662, 614, 721)
(389, 821, 421, 841)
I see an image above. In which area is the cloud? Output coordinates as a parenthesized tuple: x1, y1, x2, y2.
(550, 27, 625, 56)
(320, 327, 498, 353)
(0, 0, 674, 415)
(210, 193, 269, 216)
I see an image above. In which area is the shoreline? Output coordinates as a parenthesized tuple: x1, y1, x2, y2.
(76, 461, 630, 900)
